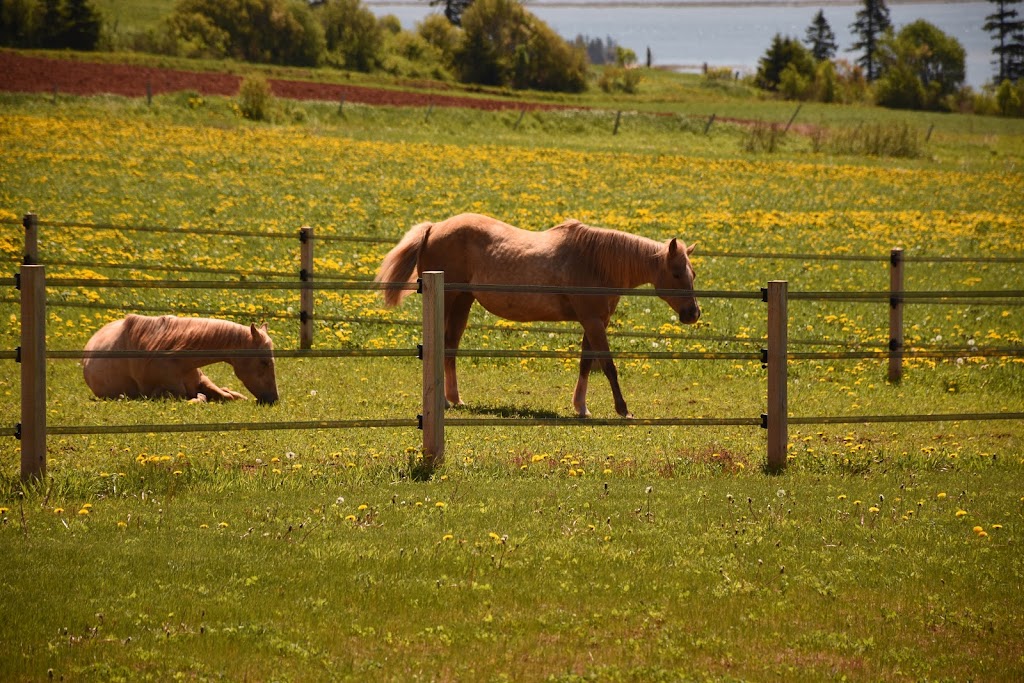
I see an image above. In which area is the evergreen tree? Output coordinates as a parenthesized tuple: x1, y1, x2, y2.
(756, 33, 815, 92)
(804, 9, 837, 61)
(849, 0, 891, 81)
(429, 0, 473, 27)
(984, 0, 1024, 82)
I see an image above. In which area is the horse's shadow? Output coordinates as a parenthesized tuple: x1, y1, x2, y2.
(451, 402, 562, 420)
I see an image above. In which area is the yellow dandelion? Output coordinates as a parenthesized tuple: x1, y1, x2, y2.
(868, 506, 880, 514)
(117, 521, 127, 528)
(345, 515, 357, 522)
(358, 504, 368, 511)
(442, 534, 454, 541)
(0, 507, 9, 515)
(991, 524, 1003, 530)
(200, 524, 209, 529)
(218, 522, 229, 528)
(955, 509, 968, 517)
(937, 492, 947, 499)
(77, 508, 90, 516)
(837, 495, 847, 501)
(435, 502, 446, 509)
(972, 526, 984, 534)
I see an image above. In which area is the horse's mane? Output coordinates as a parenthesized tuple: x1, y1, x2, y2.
(550, 220, 661, 286)
(124, 315, 265, 351)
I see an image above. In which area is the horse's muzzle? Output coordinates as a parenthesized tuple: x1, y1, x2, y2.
(678, 304, 701, 324)
(256, 393, 279, 406)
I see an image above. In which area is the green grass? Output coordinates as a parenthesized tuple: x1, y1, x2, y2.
(1, 81, 1023, 680)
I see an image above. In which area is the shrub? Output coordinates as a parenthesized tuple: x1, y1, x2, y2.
(743, 121, 785, 153)
(598, 65, 641, 93)
(417, 12, 461, 69)
(825, 122, 923, 158)
(237, 73, 274, 120)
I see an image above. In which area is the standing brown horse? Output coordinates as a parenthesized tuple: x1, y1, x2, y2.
(83, 315, 279, 404)
(376, 213, 699, 417)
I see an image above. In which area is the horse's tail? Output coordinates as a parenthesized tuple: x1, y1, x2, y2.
(376, 221, 432, 307)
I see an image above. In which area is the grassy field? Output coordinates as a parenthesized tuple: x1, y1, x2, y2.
(1, 73, 1024, 681)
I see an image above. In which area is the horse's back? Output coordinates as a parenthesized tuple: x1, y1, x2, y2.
(423, 213, 565, 280)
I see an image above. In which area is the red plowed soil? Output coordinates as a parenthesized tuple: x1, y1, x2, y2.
(0, 51, 573, 112)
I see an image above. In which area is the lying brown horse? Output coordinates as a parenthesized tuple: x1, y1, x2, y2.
(376, 213, 699, 417)
(82, 315, 279, 404)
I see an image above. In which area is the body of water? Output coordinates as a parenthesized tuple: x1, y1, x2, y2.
(367, 1, 996, 89)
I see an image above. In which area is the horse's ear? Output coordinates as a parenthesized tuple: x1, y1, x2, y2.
(250, 323, 259, 337)
(686, 242, 697, 256)
(667, 238, 679, 257)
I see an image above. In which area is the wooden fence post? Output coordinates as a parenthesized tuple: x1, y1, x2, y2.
(20, 264, 46, 482)
(765, 280, 788, 473)
(613, 110, 622, 135)
(889, 247, 904, 383)
(299, 226, 313, 350)
(23, 212, 38, 265)
(704, 113, 716, 135)
(420, 271, 445, 471)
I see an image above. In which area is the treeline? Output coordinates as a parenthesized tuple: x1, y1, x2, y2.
(751, 0, 1024, 116)
(0, 0, 591, 92)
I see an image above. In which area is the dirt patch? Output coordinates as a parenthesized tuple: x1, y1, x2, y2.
(0, 51, 574, 112)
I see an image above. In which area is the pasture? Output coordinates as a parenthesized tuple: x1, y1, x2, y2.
(1, 88, 1024, 680)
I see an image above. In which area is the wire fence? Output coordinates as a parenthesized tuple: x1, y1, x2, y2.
(6, 215, 1024, 479)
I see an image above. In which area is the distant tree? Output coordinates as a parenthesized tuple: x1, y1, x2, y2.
(849, 0, 891, 81)
(0, 0, 39, 47)
(170, 0, 324, 66)
(59, 0, 101, 50)
(572, 34, 620, 65)
(417, 12, 460, 65)
(317, 0, 381, 70)
(875, 20, 966, 110)
(984, 0, 1024, 82)
(456, 0, 587, 92)
(756, 33, 815, 92)
(0, 0, 102, 50)
(429, 0, 472, 27)
(804, 9, 837, 61)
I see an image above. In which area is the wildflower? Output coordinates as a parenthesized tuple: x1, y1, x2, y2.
(358, 504, 368, 511)
(218, 522, 229, 528)
(972, 526, 984, 534)
(955, 509, 968, 518)
(199, 524, 209, 529)
(937, 492, 947, 499)
(868, 506, 880, 514)
(117, 521, 127, 528)
(837, 495, 847, 501)
(0, 507, 9, 515)
(345, 515, 356, 522)
(78, 508, 90, 516)
(991, 524, 1003, 530)
(435, 502, 446, 509)
(442, 534, 454, 541)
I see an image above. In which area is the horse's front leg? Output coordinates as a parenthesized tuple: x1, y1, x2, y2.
(579, 319, 631, 418)
(193, 369, 247, 402)
(573, 334, 594, 417)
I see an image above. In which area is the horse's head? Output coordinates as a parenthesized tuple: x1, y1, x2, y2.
(655, 238, 701, 324)
(233, 323, 279, 405)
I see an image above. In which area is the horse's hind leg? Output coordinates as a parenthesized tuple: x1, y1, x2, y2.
(444, 293, 474, 407)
